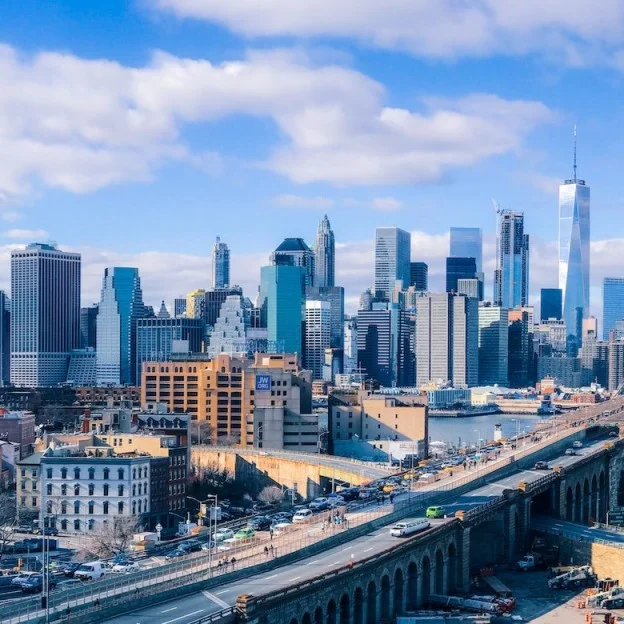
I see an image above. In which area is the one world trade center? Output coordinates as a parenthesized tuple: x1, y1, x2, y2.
(559, 128, 590, 342)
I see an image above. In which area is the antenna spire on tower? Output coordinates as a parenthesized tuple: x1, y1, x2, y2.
(573, 124, 577, 182)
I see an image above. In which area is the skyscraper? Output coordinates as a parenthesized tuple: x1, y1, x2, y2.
(356, 307, 392, 386)
(314, 215, 335, 288)
(306, 286, 344, 350)
(446, 257, 477, 293)
(508, 308, 534, 388)
(80, 305, 98, 349)
(304, 300, 331, 380)
(478, 305, 509, 386)
(174, 297, 187, 319)
(207, 295, 250, 358)
(410, 262, 428, 291)
(415, 293, 478, 387)
(603, 278, 624, 340)
(559, 129, 590, 339)
(260, 264, 304, 354)
(186, 289, 206, 320)
(11, 243, 81, 387)
(450, 227, 483, 273)
(494, 210, 530, 308)
(205, 286, 244, 327)
(271, 238, 315, 289)
(540, 288, 562, 322)
(374, 227, 411, 301)
(96, 267, 145, 386)
(211, 236, 230, 289)
(0, 291, 10, 385)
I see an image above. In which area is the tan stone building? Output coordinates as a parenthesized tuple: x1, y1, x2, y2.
(141, 354, 313, 447)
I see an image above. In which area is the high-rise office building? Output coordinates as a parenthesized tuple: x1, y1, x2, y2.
(205, 286, 244, 327)
(260, 264, 304, 355)
(603, 278, 624, 341)
(207, 295, 250, 358)
(96, 267, 146, 386)
(136, 314, 204, 382)
(415, 293, 478, 387)
(314, 215, 335, 288)
(559, 134, 590, 340)
(11, 243, 81, 387)
(80, 305, 98, 350)
(374, 227, 411, 301)
(186, 289, 206, 320)
(306, 286, 344, 350)
(211, 236, 230, 289)
(410, 262, 428, 291)
(304, 300, 331, 380)
(478, 305, 509, 386)
(174, 297, 187, 319)
(457, 278, 481, 300)
(446, 257, 477, 293)
(356, 307, 392, 386)
(608, 333, 624, 391)
(450, 227, 483, 273)
(343, 318, 358, 375)
(271, 238, 315, 289)
(494, 210, 530, 308)
(0, 291, 9, 385)
(540, 288, 562, 321)
(508, 308, 534, 388)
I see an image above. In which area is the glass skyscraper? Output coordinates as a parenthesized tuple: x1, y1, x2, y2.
(446, 257, 477, 293)
(96, 267, 146, 386)
(260, 264, 304, 354)
(540, 288, 562, 322)
(270, 238, 315, 289)
(450, 227, 482, 273)
(603, 278, 624, 340)
(211, 236, 230, 289)
(374, 227, 411, 301)
(559, 169, 590, 339)
(494, 210, 529, 308)
(314, 215, 335, 288)
(410, 262, 428, 290)
(11, 243, 81, 387)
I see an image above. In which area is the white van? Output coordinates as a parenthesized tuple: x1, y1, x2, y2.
(572, 441, 583, 449)
(292, 509, 313, 523)
(390, 518, 430, 537)
(74, 561, 106, 581)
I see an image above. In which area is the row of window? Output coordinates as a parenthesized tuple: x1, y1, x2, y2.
(45, 499, 148, 516)
(45, 466, 144, 480)
(46, 482, 148, 496)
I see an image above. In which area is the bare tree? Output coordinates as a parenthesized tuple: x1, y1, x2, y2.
(0, 493, 17, 561)
(84, 517, 139, 559)
(258, 486, 282, 505)
(190, 421, 213, 446)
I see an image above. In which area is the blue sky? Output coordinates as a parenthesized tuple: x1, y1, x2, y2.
(1, 0, 624, 317)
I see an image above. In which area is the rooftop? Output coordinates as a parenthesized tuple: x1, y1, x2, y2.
(274, 237, 311, 253)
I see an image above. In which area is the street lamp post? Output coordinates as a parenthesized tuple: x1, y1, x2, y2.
(155, 523, 162, 543)
(473, 429, 481, 452)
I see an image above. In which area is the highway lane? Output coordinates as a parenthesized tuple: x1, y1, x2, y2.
(531, 517, 624, 546)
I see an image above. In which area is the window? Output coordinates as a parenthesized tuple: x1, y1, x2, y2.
(103, 468, 110, 480)
(61, 501, 67, 514)
(132, 501, 136, 515)
(32, 481, 37, 491)
(61, 468, 67, 479)
(132, 469, 136, 479)
(32, 470, 37, 478)
(88, 468, 95, 480)
(74, 468, 81, 480)
(20, 469, 25, 477)
(103, 501, 109, 515)
(118, 502, 124, 514)
(118, 485, 124, 496)
(32, 497, 37, 507)
(74, 501, 80, 514)
(88, 501, 94, 514)
(138, 500, 142, 513)
(61, 519, 67, 531)
(74, 519, 81, 531)
(47, 468, 52, 479)
(118, 469, 124, 480)
(20, 480, 25, 491)
(61, 484, 67, 496)
(132, 485, 136, 497)
(46, 501, 53, 514)
(74, 484, 80, 496)
(88, 519, 95, 531)
(20, 496, 25, 506)
(138, 483, 142, 495)
(103, 484, 109, 496)
(46, 484, 52, 495)
(88, 484, 94, 496)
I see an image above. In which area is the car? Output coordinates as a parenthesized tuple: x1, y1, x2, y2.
(201, 541, 217, 552)
(111, 562, 140, 574)
(565, 448, 577, 456)
(33, 526, 58, 536)
(15, 525, 34, 534)
(61, 562, 81, 578)
(213, 528, 235, 542)
(21, 574, 57, 593)
(180, 539, 202, 553)
(165, 549, 187, 560)
(271, 521, 291, 532)
(309, 497, 329, 511)
(534, 461, 549, 470)
(11, 572, 40, 587)
(390, 518, 431, 537)
(247, 516, 272, 531)
(572, 441, 583, 449)
(55, 579, 82, 590)
(233, 527, 256, 541)
(292, 509, 313, 523)
(425, 506, 445, 519)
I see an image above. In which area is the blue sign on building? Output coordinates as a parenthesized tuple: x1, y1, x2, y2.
(255, 374, 272, 392)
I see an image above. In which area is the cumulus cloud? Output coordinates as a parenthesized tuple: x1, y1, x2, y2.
(273, 194, 335, 209)
(0, 43, 553, 196)
(371, 197, 402, 212)
(4, 228, 49, 240)
(151, 0, 624, 66)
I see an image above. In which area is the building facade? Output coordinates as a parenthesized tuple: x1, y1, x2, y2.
(11, 243, 81, 387)
(409, 262, 428, 291)
(314, 215, 335, 288)
(374, 227, 411, 301)
(271, 238, 315, 289)
(211, 236, 230, 289)
(0, 291, 9, 385)
(446, 257, 477, 293)
(306, 286, 345, 350)
(478, 305, 509, 386)
(494, 211, 530, 309)
(80, 305, 98, 350)
(603, 278, 624, 341)
(541, 288, 562, 321)
(356, 308, 392, 387)
(450, 227, 483, 273)
(304, 300, 331, 380)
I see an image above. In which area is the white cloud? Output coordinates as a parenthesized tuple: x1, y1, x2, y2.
(273, 194, 335, 209)
(518, 172, 561, 196)
(371, 197, 402, 212)
(151, 0, 624, 66)
(4, 228, 49, 240)
(0, 211, 21, 222)
(0, 44, 553, 195)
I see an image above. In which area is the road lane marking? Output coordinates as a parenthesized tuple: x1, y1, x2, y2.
(340, 547, 352, 552)
(306, 560, 320, 566)
(202, 591, 229, 609)
(162, 609, 205, 624)
(363, 548, 373, 553)
(291, 576, 301, 581)
(215, 590, 228, 595)
(328, 562, 339, 566)
(161, 607, 177, 613)
(266, 574, 278, 579)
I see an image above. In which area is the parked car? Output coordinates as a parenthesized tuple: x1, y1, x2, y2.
(21, 574, 57, 593)
(213, 528, 235, 543)
(425, 506, 445, 519)
(247, 516, 272, 531)
(534, 461, 549, 470)
(15, 525, 34, 534)
(292, 509, 313, 523)
(308, 497, 329, 511)
(33, 526, 58, 536)
(11, 572, 39, 587)
(61, 562, 81, 578)
(111, 562, 140, 574)
(74, 561, 107, 581)
(233, 527, 256, 541)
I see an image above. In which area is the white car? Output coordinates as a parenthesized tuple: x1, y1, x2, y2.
(213, 528, 235, 542)
(292, 509, 313, 523)
(111, 562, 140, 574)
